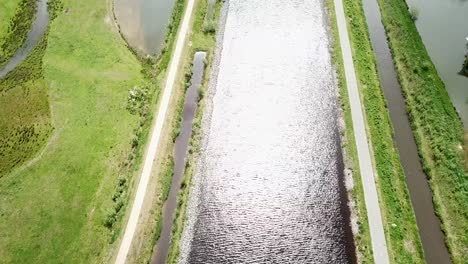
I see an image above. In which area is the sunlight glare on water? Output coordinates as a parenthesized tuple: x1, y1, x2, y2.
(179, 0, 354, 263)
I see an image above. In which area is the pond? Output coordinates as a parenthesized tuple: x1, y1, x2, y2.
(114, 0, 176, 55)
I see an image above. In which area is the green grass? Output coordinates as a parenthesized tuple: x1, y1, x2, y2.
(376, 0, 467, 262)
(166, 0, 222, 263)
(328, 0, 425, 262)
(0, 0, 22, 34)
(0, 0, 153, 262)
(0, 0, 36, 68)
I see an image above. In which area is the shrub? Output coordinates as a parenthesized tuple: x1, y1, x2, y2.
(409, 6, 419, 21)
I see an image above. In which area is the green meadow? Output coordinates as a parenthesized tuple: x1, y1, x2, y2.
(0, 0, 151, 262)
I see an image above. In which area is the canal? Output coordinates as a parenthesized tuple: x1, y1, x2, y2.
(362, 0, 452, 262)
(114, 0, 176, 55)
(178, 0, 356, 263)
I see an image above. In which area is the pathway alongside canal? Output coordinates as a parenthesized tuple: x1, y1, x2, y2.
(0, 0, 49, 78)
(333, 0, 390, 262)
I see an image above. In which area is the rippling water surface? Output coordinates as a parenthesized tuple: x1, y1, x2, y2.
(179, 0, 354, 263)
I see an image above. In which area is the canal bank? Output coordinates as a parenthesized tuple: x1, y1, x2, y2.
(328, 0, 426, 262)
(362, 0, 451, 262)
(375, 0, 467, 262)
(404, 0, 468, 127)
(179, 0, 356, 263)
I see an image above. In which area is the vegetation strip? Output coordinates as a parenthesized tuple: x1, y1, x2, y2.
(376, 0, 467, 262)
(0, 0, 36, 68)
(330, 0, 425, 262)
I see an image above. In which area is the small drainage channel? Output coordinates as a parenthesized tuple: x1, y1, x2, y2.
(151, 51, 207, 264)
(361, 0, 451, 263)
(0, 0, 49, 78)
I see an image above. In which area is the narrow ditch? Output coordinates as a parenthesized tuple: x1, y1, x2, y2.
(361, 0, 451, 262)
(151, 51, 207, 264)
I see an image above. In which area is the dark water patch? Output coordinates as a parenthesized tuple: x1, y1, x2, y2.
(361, 0, 451, 262)
(179, 0, 356, 263)
(151, 51, 207, 264)
(0, 0, 49, 78)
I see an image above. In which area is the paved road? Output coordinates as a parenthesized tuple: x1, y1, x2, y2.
(114, 0, 196, 262)
(333, 0, 390, 263)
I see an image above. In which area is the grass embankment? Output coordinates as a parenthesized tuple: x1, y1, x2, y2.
(327, 0, 425, 262)
(376, 0, 467, 262)
(0, 0, 36, 68)
(166, 0, 222, 263)
(0, 0, 155, 262)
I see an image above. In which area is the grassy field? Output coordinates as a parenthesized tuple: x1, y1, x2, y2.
(0, 0, 22, 34)
(0, 32, 52, 177)
(327, 0, 425, 262)
(0, 0, 42, 177)
(376, 0, 467, 262)
(0, 0, 36, 68)
(0, 0, 155, 262)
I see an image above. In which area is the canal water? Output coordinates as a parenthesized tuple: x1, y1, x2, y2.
(362, 0, 452, 262)
(114, 0, 176, 55)
(179, 0, 355, 263)
(151, 52, 206, 264)
(0, 0, 49, 78)
(405, 0, 468, 127)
